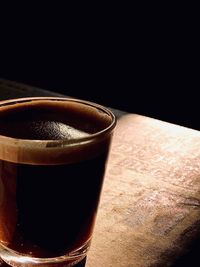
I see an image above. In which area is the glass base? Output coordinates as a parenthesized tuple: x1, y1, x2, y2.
(0, 258, 86, 267)
(0, 240, 90, 267)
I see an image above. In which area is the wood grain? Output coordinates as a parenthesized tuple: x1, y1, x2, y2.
(87, 114, 200, 267)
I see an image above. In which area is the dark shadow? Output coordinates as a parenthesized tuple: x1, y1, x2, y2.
(0, 78, 126, 119)
(171, 238, 200, 267)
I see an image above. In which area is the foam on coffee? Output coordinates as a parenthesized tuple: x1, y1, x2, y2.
(0, 98, 115, 165)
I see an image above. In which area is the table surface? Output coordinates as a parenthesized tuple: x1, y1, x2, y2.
(1, 78, 200, 267)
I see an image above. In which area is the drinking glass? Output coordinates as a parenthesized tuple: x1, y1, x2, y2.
(0, 97, 116, 267)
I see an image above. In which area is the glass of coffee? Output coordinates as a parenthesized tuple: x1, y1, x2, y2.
(0, 97, 116, 267)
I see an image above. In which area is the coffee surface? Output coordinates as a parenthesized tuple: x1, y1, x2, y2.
(0, 99, 110, 140)
(0, 99, 113, 165)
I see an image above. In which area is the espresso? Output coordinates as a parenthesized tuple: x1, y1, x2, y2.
(0, 98, 110, 140)
(0, 98, 113, 260)
(0, 150, 107, 258)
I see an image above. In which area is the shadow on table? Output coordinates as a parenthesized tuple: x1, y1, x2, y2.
(171, 238, 200, 267)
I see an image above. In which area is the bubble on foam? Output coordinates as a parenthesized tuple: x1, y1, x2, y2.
(5, 120, 90, 141)
(56, 122, 90, 139)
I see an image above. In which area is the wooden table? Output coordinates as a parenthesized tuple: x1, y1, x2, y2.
(1, 79, 200, 267)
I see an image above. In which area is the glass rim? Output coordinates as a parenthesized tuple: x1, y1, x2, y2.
(0, 97, 116, 148)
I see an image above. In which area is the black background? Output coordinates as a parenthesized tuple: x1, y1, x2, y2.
(0, 5, 199, 130)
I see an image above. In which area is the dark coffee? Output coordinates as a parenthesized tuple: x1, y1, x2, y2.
(0, 149, 108, 258)
(0, 98, 114, 264)
(0, 98, 110, 140)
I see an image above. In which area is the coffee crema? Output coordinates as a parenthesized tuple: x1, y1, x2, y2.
(0, 98, 113, 165)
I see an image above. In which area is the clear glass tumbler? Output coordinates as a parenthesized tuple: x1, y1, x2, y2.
(0, 97, 116, 267)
